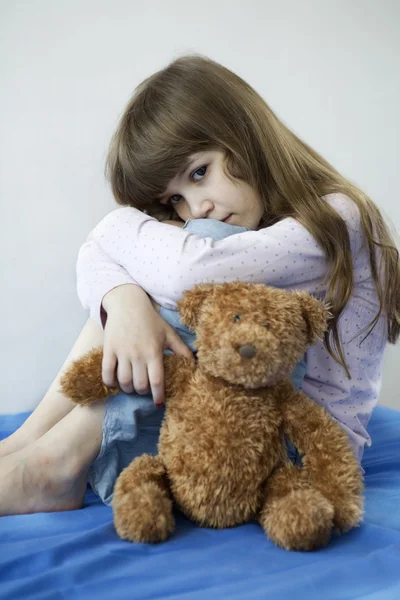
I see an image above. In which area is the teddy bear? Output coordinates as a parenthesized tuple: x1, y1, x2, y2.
(60, 281, 364, 551)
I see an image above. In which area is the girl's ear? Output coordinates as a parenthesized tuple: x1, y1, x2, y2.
(296, 292, 331, 344)
(178, 284, 216, 329)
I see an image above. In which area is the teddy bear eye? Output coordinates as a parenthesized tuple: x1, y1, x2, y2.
(233, 315, 241, 322)
(264, 323, 270, 329)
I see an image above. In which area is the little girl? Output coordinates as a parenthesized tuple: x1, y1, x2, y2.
(0, 56, 398, 515)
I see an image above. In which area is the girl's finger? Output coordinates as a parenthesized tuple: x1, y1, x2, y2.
(167, 331, 193, 358)
(147, 357, 165, 406)
(132, 363, 150, 396)
(117, 359, 134, 394)
(102, 352, 117, 387)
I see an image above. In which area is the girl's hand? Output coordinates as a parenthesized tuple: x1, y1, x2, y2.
(101, 284, 192, 405)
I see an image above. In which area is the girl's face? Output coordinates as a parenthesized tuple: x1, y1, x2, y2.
(160, 150, 263, 230)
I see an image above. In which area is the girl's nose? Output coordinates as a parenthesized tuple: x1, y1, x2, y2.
(190, 199, 214, 219)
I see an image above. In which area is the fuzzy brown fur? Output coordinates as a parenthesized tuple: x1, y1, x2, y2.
(60, 282, 363, 550)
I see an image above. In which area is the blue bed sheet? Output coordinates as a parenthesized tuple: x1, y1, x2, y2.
(0, 406, 399, 600)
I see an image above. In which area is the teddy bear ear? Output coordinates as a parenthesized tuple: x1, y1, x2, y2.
(178, 283, 216, 329)
(296, 291, 331, 344)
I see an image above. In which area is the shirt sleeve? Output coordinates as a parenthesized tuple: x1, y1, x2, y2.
(90, 206, 330, 309)
(76, 239, 139, 327)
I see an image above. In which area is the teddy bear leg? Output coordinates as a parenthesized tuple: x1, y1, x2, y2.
(259, 461, 334, 551)
(112, 454, 175, 544)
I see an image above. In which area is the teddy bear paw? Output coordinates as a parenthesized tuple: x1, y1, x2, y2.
(260, 489, 334, 551)
(112, 482, 175, 543)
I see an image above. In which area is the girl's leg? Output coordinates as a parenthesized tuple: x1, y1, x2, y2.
(0, 400, 105, 515)
(0, 318, 104, 458)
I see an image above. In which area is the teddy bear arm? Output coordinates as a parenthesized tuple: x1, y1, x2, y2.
(59, 347, 119, 405)
(164, 353, 196, 398)
(281, 390, 364, 531)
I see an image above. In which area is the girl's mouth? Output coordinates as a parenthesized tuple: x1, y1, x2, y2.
(223, 214, 233, 223)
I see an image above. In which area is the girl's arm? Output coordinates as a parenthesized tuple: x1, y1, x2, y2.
(87, 206, 330, 308)
(76, 239, 139, 327)
(78, 194, 360, 315)
(76, 240, 192, 404)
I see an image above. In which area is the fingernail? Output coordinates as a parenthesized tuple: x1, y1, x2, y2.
(155, 403, 164, 408)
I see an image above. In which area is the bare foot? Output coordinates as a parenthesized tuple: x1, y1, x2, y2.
(0, 442, 87, 516)
(0, 403, 103, 515)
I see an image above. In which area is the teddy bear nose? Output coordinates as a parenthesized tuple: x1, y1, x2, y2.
(238, 344, 257, 359)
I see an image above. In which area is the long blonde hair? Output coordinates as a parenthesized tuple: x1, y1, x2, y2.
(106, 55, 400, 375)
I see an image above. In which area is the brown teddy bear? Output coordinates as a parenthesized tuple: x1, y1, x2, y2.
(60, 282, 363, 551)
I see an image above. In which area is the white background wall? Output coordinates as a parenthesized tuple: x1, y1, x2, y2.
(1, 0, 399, 414)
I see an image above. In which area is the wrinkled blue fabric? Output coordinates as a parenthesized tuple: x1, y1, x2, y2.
(1, 405, 399, 599)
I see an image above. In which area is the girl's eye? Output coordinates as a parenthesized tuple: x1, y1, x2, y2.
(191, 165, 207, 181)
(169, 194, 183, 205)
